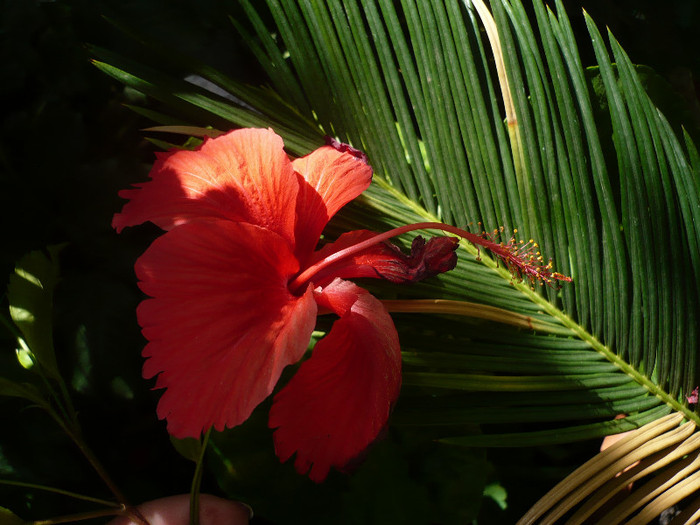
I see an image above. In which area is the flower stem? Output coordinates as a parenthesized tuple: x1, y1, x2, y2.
(189, 428, 212, 525)
(28, 508, 123, 525)
(59, 423, 131, 508)
(0, 479, 120, 508)
(529, 294, 700, 427)
(27, 505, 149, 525)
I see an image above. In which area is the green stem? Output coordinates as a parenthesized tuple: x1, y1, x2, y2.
(0, 479, 120, 508)
(0, 312, 72, 424)
(63, 426, 131, 507)
(36, 366, 76, 433)
(2, 301, 133, 518)
(55, 374, 80, 430)
(0, 318, 128, 507)
(28, 401, 129, 509)
(524, 289, 700, 426)
(189, 428, 212, 525)
(28, 508, 123, 525)
(28, 505, 149, 525)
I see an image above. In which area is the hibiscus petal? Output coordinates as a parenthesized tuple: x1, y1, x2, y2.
(292, 145, 373, 261)
(113, 128, 298, 245)
(135, 220, 317, 438)
(269, 278, 401, 482)
(308, 230, 459, 286)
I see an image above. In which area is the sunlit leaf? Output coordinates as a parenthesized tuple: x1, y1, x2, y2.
(484, 482, 508, 511)
(7, 246, 64, 379)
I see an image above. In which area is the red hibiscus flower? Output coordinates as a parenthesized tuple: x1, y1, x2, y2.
(113, 128, 460, 481)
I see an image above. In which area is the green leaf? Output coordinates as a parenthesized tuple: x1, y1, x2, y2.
(0, 378, 48, 409)
(341, 436, 487, 524)
(88, 45, 322, 156)
(7, 246, 64, 379)
(0, 506, 23, 525)
(340, 442, 433, 525)
(170, 436, 204, 463)
(484, 482, 508, 511)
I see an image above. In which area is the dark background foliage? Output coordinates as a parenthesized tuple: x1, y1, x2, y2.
(1, 0, 698, 522)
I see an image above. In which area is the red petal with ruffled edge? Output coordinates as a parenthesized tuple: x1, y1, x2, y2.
(269, 278, 401, 482)
(292, 145, 373, 263)
(113, 128, 298, 246)
(308, 230, 458, 286)
(135, 219, 317, 438)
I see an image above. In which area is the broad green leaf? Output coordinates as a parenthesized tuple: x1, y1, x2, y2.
(0, 378, 48, 409)
(7, 246, 64, 379)
(0, 506, 23, 525)
(170, 436, 204, 463)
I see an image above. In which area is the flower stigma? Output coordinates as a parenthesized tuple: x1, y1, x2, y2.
(289, 221, 572, 293)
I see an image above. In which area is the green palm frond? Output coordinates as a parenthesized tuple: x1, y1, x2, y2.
(89, 0, 700, 519)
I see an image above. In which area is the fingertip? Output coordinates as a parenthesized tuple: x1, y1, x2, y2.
(199, 494, 252, 524)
